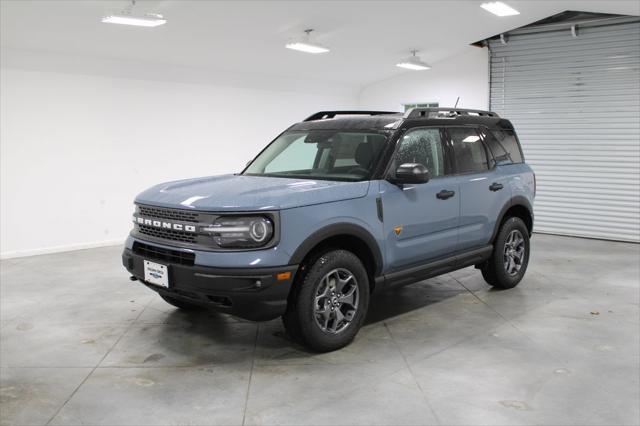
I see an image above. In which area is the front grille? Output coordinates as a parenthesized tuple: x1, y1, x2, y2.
(138, 224, 197, 244)
(132, 205, 278, 250)
(133, 242, 195, 266)
(138, 205, 199, 223)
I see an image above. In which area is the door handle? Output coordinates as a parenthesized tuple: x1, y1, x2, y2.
(436, 189, 455, 200)
(489, 182, 504, 192)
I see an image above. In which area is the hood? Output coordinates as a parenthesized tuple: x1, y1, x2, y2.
(135, 174, 371, 211)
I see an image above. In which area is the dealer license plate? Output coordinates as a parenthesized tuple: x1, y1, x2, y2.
(144, 260, 169, 288)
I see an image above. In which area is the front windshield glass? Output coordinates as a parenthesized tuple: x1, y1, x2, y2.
(243, 130, 388, 181)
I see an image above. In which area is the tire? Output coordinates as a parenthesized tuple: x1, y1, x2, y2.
(160, 294, 202, 310)
(482, 217, 530, 289)
(283, 249, 370, 352)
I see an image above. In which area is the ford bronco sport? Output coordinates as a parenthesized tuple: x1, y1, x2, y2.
(122, 108, 535, 352)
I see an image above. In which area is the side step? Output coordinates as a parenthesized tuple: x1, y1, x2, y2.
(379, 245, 493, 290)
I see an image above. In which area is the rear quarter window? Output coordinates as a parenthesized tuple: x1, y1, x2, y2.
(484, 129, 524, 165)
(448, 127, 489, 174)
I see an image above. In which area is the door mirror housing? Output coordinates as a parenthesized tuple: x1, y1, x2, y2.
(389, 163, 430, 185)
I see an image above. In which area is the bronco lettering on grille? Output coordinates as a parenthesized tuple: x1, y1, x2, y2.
(134, 216, 196, 232)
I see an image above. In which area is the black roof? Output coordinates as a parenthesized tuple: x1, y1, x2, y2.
(290, 109, 514, 132)
(290, 114, 403, 131)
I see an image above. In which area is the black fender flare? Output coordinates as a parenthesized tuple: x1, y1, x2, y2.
(289, 223, 383, 276)
(490, 196, 534, 243)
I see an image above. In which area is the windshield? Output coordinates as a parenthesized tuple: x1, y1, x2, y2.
(243, 130, 388, 181)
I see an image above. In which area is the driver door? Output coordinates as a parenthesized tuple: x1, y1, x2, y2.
(380, 127, 460, 272)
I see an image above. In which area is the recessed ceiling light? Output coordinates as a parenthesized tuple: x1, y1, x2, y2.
(285, 29, 330, 54)
(102, 0, 166, 27)
(396, 51, 431, 71)
(102, 14, 166, 27)
(480, 2, 520, 17)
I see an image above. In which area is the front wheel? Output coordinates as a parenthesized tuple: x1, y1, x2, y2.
(283, 249, 370, 352)
(482, 217, 530, 289)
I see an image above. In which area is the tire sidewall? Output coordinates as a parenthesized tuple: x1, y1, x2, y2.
(493, 217, 530, 288)
(296, 250, 370, 351)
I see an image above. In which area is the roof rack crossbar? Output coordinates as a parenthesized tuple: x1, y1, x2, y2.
(303, 110, 400, 122)
(405, 107, 499, 119)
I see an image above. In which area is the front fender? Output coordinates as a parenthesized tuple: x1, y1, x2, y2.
(288, 222, 383, 275)
(279, 195, 384, 273)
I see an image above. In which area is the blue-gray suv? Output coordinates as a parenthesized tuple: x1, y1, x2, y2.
(122, 108, 535, 351)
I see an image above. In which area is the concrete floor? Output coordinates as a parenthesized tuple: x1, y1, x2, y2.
(0, 234, 638, 426)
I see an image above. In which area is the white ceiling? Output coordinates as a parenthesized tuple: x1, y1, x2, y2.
(2, 0, 639, 90)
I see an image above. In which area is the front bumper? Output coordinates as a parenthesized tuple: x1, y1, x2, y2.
(122, 248, 298, 321)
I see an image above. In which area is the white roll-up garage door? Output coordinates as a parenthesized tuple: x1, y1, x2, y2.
(489, 17, 640, 242)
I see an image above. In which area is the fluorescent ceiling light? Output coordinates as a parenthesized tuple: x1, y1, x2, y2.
(285, 42, 329, 54)
(396, 62, 430, 71)
(396, 51, 431, 71)
(102, 0, 166, 27)
(286, 29, 330, 54)
(480, 2, 520, 17)
(463, 135, 481, 143)
(102, 14, 166, 27)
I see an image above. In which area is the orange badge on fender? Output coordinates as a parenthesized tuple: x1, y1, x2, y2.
(393, 225, 403, 236)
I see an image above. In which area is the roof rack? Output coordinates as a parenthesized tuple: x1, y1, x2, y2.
(405, 107, 499, 119)
(303, 110, 400, 122)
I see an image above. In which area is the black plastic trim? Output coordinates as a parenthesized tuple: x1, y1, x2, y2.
(405, 107, 499, 119)
(490, 196, 534, 242)
(132, 241, 195, 266)
(376, 197, 384, 222)
(381, 245, 493, 290)
(123, 248, 298, 321)
(304, 111, 400, 122)
(289, 223, 383, 276)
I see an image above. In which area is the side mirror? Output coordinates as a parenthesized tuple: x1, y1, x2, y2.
(389, 163, 430, 185)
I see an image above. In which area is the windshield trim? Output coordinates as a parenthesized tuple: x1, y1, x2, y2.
(242, 173, 367, 183)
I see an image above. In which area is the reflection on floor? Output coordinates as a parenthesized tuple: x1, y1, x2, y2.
(1, 234, 638, 425)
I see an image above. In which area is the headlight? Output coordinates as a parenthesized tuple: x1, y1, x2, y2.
(203, 216, 274, 248)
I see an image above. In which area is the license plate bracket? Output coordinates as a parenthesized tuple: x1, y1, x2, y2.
(144, 260, 169, 288)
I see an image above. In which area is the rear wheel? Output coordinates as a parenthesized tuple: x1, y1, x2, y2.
(482, 217, 530, 289)
(283, 249, 370, 352)
(160, 294, 202, 310)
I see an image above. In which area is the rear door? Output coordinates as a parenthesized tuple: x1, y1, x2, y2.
(380, 127, 460, 271)
(448, 127, 511, 251)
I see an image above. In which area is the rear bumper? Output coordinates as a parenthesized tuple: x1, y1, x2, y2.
(122, 248, 297, 321)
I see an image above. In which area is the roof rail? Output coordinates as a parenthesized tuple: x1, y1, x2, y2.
(405, 107, 499, 119)
(303, 110, 400, 122)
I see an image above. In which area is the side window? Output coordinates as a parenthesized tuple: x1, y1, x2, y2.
(449, 128, 489, 174)
(485, 129, 524, 165)
(395, 128, 446, 178)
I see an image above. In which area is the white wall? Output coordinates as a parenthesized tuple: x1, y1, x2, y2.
(0, 68, 356, 258)
(358, 47, 489, 111)
(1, 46, 488, 258)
